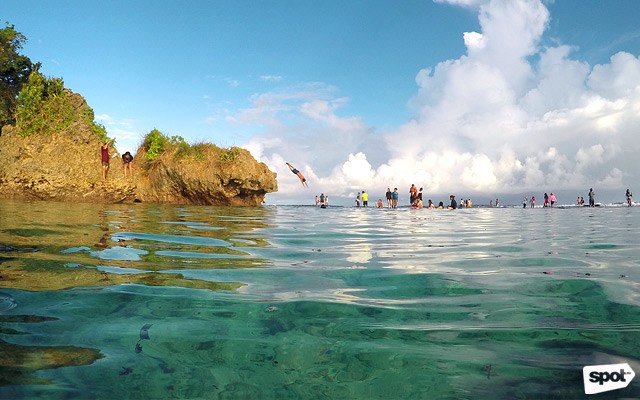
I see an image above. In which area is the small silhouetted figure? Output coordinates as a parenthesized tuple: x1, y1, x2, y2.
(286, 162, 308, 188)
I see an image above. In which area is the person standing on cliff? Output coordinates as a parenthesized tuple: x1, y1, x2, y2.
(122, 151, 134, 178)
(101, 139, 112, 181)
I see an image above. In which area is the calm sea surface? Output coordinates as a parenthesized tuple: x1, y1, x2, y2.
(0, 199, 639, 399)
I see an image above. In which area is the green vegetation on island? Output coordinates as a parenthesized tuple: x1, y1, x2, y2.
(2, 22, 249, 164)
(0, 21, 277, 206)
(142, 128, 242, 162)
(0, 23, 38, 128)
(1, 23, 111, 144)
(15, 71, 109, 143)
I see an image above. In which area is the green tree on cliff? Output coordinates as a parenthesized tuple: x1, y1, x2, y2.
(14, 69, 110, 142)
(15, 70, 75, 136)
(0, 23, 38, 128)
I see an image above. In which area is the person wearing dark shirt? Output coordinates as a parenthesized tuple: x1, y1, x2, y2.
(122, 151, 134, 178)
(448, 195, 457, 209)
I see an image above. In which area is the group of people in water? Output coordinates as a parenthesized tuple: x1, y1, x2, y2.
(521, 188, 634, 208)
(314, 187, 634, 209)
(353, 186, 459, 209)
(314, 185, 470, 210)
(290, 162, 635, 209)
(520, 192, 558, 208)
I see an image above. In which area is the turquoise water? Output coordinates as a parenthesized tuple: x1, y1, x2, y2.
(1, 200, 639, 399)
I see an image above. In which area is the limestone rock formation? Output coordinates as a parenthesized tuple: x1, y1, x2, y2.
(133, 143, 278, 206)
(0, 92, 277, 205)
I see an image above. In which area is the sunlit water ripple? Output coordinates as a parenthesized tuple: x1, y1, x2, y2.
(0, 200, 639, 399)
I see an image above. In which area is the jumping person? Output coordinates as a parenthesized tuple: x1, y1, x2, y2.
(286, 162, 308, 188)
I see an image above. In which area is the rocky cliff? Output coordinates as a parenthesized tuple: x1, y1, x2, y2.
(133, 142, 278, 206)
(0, 92, 277, 205)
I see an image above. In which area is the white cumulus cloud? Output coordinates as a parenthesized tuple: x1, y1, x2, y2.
(237, 0, 640, 202)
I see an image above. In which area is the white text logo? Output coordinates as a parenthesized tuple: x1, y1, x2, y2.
(583, 363, 635, 395)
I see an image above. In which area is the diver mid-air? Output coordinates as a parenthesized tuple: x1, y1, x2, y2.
(286, 162, 308, 188)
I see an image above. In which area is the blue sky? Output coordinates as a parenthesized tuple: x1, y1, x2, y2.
(3, 0, 640, 205)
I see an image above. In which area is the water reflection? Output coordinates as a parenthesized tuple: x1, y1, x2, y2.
(1, 202, 640, 399)
(0, 200, 275, 293)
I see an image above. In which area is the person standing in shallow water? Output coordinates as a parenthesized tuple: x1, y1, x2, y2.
(626, 189, 633, 207)
(100, 138, 112, 182)
(409, 184, 417, 205)
(588, 188, 595, 207)
(448, 195, 457, 210)
(361, 191, 368, 207)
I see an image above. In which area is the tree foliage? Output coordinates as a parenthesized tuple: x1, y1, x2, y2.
(0, 23, 38, 127)
(81, 107, 109, 144)
(142, 129, 235, 162)
(13, 66, 110, 142)
(15, 71, 75, 137)
(143, 128, 168, 161)
(1, 21, 112, 142)
(219, 147, 241, 161)
(143, 130, 200, 161)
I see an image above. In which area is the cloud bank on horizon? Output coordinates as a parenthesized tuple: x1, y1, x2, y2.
(241, 0, 640, 199)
